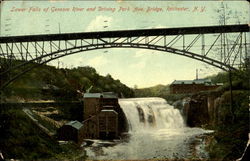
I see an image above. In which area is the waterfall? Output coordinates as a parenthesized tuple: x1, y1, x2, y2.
(85, 97, 213, 160)
(118, 97, 185, 132)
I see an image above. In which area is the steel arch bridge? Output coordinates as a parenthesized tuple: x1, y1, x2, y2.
(0, 24, 249, 89)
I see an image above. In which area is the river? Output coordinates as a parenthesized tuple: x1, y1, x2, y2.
(84, 97, 213, 160)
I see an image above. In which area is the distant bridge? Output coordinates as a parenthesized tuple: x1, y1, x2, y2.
(0, 24, 249, 89)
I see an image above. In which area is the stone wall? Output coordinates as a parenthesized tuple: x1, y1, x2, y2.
(183, 94, 210, 127)
(180, 92, 224, 127)
(181, 90, 247, 128)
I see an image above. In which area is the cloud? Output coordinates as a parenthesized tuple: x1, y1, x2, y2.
(85, 15, 113, 32)
(86, 55, 108, 67)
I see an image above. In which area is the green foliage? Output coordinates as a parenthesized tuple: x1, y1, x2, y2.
(56, 103, 84, 121)
(207, 70, 249, 160)
(53, 143, 86, 160)
(134, 84, 169, 97)
(207, 70, 249, 91)
(209, 116, 248, 160)
(206, 72, 229, 84)
(134, 84, 191, 103)
(0, 108, 60, 159)
(0, 107, 86, 160)
(2, 64, 134, 101)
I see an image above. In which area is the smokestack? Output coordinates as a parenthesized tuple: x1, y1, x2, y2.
(196, 69, 198, 80)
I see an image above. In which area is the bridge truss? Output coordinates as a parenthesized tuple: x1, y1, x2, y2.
(0, 24, 249, 89)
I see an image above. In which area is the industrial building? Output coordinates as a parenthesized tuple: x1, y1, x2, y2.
(170, 79, 221, 94)
(57, 120, 84, 144)
(82, 92, 128, 139)
(98, 109, 118, 139)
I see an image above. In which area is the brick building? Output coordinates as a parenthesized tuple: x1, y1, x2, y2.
(99, 109, 118, 139)
(82, 92, 127, 139)
(170, 79, 221, 94)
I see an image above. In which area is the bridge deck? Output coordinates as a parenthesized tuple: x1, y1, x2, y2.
(0, 24, 249, 43)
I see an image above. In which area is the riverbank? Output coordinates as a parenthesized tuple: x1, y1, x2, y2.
(172, 89, 249, 160)
(0, 105, 87, 160)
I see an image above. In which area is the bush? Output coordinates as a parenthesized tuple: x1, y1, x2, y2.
(208, 90, 249, 160)
(0, 108, 61, 159)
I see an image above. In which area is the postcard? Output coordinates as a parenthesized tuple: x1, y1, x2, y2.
(0, 0, 249, 160)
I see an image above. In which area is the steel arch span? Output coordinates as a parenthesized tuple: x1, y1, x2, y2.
(0, 24, 249, 89)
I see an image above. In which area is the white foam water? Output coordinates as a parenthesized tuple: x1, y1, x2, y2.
(119, 97, 185, 131)
(85, 97, 213, 160)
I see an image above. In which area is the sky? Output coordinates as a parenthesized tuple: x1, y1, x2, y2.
(0, 0, 249, 88)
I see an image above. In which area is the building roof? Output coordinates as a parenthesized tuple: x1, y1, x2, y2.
(101, 109, 118, 114)
(83, 93, 102, 98)
(84, 92, 118, 98)
(103, 105, 115, 108)
(65, 120, 83, 130)
(171, 79, 212, 85)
